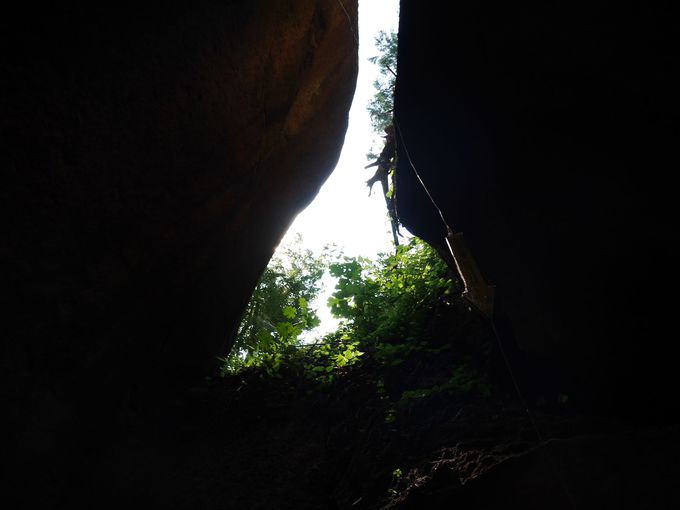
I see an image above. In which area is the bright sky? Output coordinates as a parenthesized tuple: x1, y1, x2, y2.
(280, 0, 401, 257)
(277, 0, 402, 336)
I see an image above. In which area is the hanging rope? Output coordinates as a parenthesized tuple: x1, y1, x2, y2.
(394, 116, 577, 509)
(395, 118, 496, 317)
(393, 119, 449, 232)
(334, 6, 577, 505)
(335, 0, 359, 45)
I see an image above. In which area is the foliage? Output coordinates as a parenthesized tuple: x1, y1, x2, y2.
(220, 237, 452, 378)
(218, 236, 490, 407)
(367, 30, 398, 133)
(219, 235, 325, 375)
(299, 329, 364, 383)
(326, 237, 491, 406)
(218, 237, 365, 380)
(397, 365, 491, 407)
(327, 237, 453, 348)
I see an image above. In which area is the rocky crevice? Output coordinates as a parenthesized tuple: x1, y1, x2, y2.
(3, 0, 358, 495)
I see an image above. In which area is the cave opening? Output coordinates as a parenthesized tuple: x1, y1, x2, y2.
(217, 0, 402, 373)
(202, 2, 556, 507)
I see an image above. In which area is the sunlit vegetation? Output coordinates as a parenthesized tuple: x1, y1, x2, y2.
(226, 238, 451, 381)
(218, 235, 327, 375)
(218, 27, 490, 407)
(218, 237, 490, 406)
(367, 29, 398, 134)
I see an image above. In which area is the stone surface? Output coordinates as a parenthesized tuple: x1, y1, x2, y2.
(2, 0, 357, 477)
(394, 1, 680, 421)
(390, 426, 680, 509)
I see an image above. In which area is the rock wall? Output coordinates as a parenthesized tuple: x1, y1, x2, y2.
(394, 2, 679, 420)
(2, 0, 357, 475)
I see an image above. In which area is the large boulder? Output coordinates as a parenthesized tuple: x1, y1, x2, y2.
(394, 2, 679, 421)
(2, 0, 357, 478)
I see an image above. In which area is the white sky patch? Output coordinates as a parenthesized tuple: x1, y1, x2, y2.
(278, 0, 403, 337)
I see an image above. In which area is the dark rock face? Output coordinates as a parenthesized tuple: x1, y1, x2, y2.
(391, 426, 680, 509)
(2, 0, 356, 479)
(394, 2, 679, 421)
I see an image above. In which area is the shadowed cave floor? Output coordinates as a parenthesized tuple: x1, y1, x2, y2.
(70, 355, 680, 510)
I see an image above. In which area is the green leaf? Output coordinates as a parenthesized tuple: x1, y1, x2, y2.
(282, 306, 297, 319)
